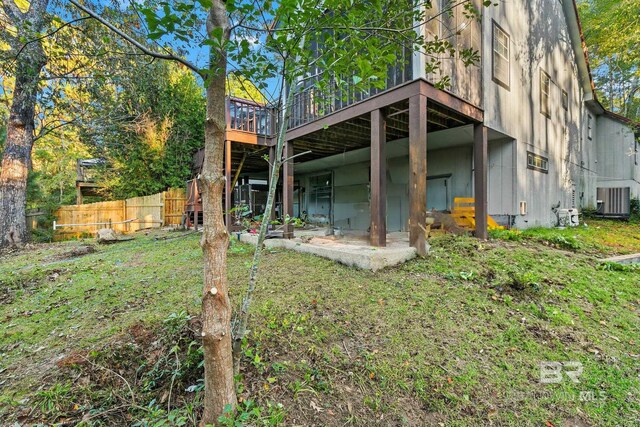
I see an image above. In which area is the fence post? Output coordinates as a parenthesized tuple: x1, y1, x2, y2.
(161, 191, 166, 227)
(124, 199, 129, 233)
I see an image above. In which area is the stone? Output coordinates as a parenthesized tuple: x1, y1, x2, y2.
(96, 228, 118, 244)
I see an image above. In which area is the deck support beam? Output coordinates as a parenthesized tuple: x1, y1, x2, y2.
(409, 94, 428, 256)
(225, 139, 232, 233)
(282, 142, 294, 239)
(473, 124, 488, 240)
(370, 109, 387, 247)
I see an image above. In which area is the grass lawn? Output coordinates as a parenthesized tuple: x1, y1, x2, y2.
(0, 219, 639, 426)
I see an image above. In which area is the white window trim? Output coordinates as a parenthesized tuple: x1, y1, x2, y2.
(492, 21, 510, 90)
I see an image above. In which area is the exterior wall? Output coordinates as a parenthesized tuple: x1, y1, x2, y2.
(288, 0, 636, 232)
(487, 139, 515, 218)
(481, 0, 594, 227)
(596, 115, 640, 197)
(416, 0, 483, 106)
(296, 138, 474, 232)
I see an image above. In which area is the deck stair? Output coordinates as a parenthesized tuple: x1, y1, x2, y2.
(450, 197, 505, 231)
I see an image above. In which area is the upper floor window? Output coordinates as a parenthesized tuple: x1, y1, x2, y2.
(562, 90, 568, 111)
(492, 22, 510, 89)
(540, 71, 551, 118)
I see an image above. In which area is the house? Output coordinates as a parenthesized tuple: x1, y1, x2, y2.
(593, 110, 640, 217)
(214, 0, 639, 255)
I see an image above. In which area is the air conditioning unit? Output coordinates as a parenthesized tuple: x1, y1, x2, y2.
(596, 187, 630, 218)
(558, 208, 579, 227)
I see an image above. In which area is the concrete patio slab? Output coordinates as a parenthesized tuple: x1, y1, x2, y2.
(601, 253, 640, 265)
(239, 228, 421, 271)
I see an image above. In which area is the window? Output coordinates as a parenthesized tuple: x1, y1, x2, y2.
(587, 114, 593, 140)
(527, 152, 549, 173)
(540, 71, 550, 117)
(492, 22, 510, 89)
(562, 90, 568, 111)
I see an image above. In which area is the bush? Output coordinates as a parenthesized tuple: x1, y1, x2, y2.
(630, 197, 640, 222)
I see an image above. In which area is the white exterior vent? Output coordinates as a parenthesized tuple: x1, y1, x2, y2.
(596, 187, 631, 218)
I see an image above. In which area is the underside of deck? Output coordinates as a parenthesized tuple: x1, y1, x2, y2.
(224, 78, 489, 255)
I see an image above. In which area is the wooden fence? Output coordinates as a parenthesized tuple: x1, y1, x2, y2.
(54, 188, 186, 238)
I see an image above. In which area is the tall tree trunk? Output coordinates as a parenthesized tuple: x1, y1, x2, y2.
(199, 1, 236, 424)
(0, 44, 46, 248)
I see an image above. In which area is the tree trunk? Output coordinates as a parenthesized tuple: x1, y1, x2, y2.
(199, 1, 236, 424)
(0, 45, 46, 248)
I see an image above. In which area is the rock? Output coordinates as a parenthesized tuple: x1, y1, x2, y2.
(96, 228, 118, 244)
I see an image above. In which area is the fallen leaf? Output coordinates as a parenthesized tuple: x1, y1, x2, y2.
(447, 377, 453, 384)
(310, 400, 322, 412)
(545, 421, 555, 427)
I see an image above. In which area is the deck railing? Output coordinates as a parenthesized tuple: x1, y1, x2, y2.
(227, 97, 277, 137)
(288, 61, 413, 129)
(225, 60, 413, 137)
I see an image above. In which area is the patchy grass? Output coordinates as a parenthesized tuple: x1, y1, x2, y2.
(490, 219, 640, 255)
(1, 220, 639, 426)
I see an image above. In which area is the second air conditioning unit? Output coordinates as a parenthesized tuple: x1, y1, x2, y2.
(596, 187, 630, 218)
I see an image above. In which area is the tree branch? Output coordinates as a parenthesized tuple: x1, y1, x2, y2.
(34, 117, 80, 142)
(68, 0, 202, 77)
(11, 16, 92, 62)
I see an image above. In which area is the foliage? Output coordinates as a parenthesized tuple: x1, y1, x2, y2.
(578, 0, 640, 120)
(217, 400, 285, 427)
(84, 60, 206, 200)
(630, 196, 640, 221)
(226, 72, 266, 104)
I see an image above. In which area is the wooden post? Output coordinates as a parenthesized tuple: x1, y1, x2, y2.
(370, 109, 387, 247)
(473, 123, 488, 240)
(409, 94, 428, 256)
(76, 184, 83, 205)
(225, 139, 232, 232)
(160, 191, 166, 227)
(282, 142, 294, 239)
